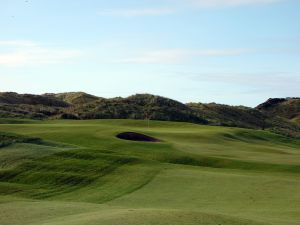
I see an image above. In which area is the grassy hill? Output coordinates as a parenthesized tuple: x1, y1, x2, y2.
(0, 92, 299, 137)
(188, 102, 267, 129)
(0, 119, 300, 225)
(189, 102, 300, 137)
(0, 92, 208, 123)
(257, 97, 300, 121)
(0, 92, 69, 107)
(46, 92, 100, 105)
(0, 92, 68, 119)
(69, 94, 207, 124)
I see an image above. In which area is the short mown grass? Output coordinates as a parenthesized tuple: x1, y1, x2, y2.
(0, 119, 299, 225)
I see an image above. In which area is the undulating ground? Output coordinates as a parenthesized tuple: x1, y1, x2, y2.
(0, 119, 300, 225)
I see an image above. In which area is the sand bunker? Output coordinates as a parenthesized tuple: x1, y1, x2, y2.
(116, 132, 160, 142)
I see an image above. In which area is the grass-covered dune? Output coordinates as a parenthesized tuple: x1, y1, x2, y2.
(2, 92, 300, 138)
(0, 119, 300, 225)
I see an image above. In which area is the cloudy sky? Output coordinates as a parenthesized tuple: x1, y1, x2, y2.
(0, 0, 299, 106)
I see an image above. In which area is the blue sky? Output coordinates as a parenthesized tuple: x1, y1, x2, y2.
(0, 0, 299, 106)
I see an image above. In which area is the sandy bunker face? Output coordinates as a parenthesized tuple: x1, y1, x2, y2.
(116, 132, 160, 142)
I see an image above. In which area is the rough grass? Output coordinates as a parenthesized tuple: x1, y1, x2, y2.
(0, 119, 299, 225)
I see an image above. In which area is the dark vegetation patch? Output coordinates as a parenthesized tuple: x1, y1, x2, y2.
(0, 132, 42, 148)
(0, 132, 69, 149)
(116, 132, 161, 142)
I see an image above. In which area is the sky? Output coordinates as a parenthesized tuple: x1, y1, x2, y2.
(0, 0, 299, 107)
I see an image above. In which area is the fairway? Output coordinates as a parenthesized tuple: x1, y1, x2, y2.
(0, 119, 300, 225)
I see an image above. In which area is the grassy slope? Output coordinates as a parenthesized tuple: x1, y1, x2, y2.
(257, 98, 300, 121)
(0, 119, 299, 225)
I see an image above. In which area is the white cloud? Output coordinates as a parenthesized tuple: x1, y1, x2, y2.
(0, 40, 81, 67)
(185, 0, 282, 8)
(98, 8, 176, 17)
(118, 48, 251, 64)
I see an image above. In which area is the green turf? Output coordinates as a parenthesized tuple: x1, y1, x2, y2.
(0, 119, 299, 225)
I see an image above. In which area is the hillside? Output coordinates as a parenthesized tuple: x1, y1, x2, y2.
(187, 102, 267, 129)
(0, 92, 69, 119)
(188, 102, 300, 137)
(257, 97, 300, 122)
(0, 119, 300, 225)
(45, 92, 100, 105)
(0, 92, 207, 124)
(0, 92, 69, 107)
(0, 92, 299, 137)
(68, 94, 207, 124)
